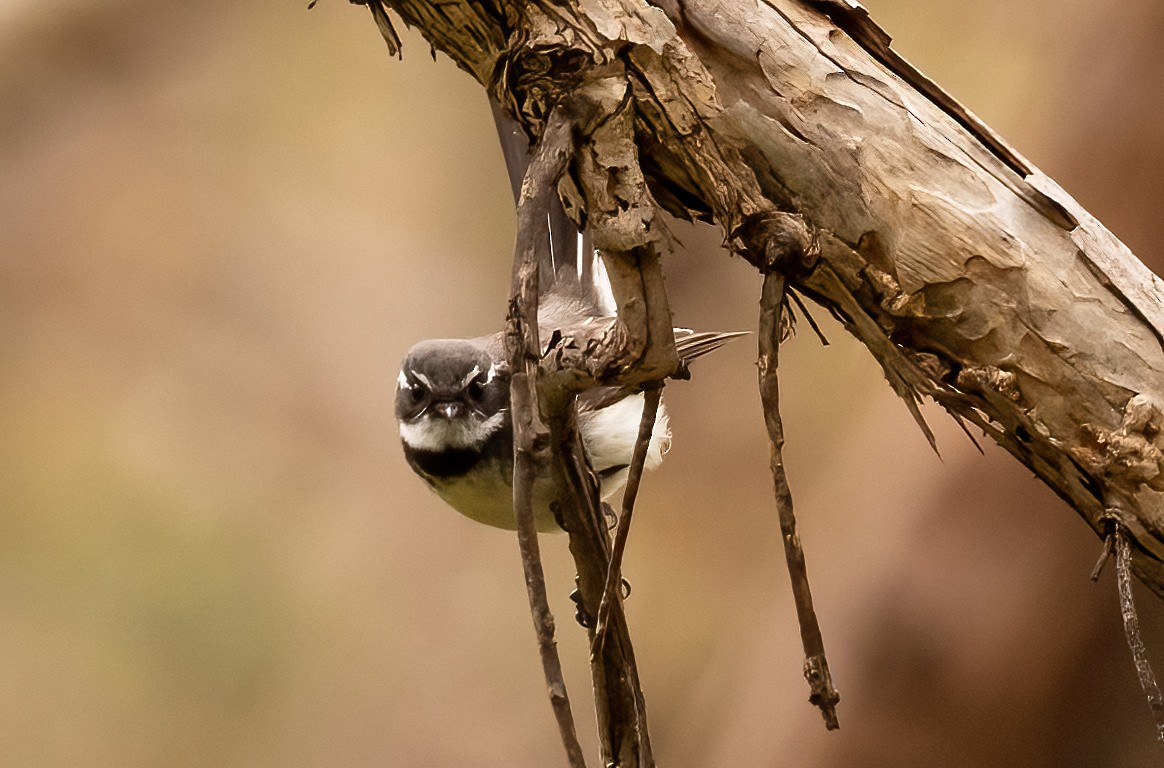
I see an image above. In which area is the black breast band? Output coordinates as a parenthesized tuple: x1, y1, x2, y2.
(407, 446, 486, 479)
(404, 425, 511, 480)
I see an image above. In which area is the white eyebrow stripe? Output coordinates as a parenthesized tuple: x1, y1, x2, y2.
(485, 363, 500, 384)
(414, 373, 435, 390)
(397, 371, 410, 389)
(458, 365, 482, 390)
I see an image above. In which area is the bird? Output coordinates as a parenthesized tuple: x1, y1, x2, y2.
(395, 98, 743, 531)
(395, 255, 744, 532)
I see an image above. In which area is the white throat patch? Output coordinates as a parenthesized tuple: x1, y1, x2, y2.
(399, 410, 506, 452)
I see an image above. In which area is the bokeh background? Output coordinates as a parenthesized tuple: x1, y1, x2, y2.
(3, 0, 1164, 765)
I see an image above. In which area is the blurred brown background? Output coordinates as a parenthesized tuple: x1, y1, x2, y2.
(3, 0, 1164, 765)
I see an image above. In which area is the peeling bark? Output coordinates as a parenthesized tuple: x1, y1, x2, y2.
(368, 1, 1164, 586)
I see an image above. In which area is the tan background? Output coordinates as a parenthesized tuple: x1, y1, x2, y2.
(3, 1, 1164, 765)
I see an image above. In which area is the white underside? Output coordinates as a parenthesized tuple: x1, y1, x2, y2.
(427, 454, 562, 531)
(579, 394, 671, 499)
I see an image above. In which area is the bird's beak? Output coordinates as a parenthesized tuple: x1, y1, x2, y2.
(434, 401, 464, 419)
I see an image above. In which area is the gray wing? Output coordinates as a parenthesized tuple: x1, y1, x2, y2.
(577, 329, 747, 412)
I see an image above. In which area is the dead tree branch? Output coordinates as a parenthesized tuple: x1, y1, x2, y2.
(366, 0, 1164, 594)
(358, 0, 1164, 757)
(488, 94, 656, 762)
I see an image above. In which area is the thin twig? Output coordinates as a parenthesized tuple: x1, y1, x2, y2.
(758, 270, 841, 730)
(788, 287, 829, 346)
(1111, 521, 1164, 742)
(592, 384, 663, 654)
(1091, 533, 1116, 582)
(505, 106, 589, 768)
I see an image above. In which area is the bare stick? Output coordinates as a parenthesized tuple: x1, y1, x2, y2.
(505, 106, 588, 768)
(1111, 521, 1164, 742)
(758, 270, 841, 730)
(592, 384, 663, 654)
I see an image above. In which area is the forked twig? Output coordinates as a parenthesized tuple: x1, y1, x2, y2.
(592, 384, 664, 654)
(758, 270, 841, 729)
(505, 106, 588, 768)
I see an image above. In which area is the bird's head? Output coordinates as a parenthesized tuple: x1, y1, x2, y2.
(395, 339, 509, 453)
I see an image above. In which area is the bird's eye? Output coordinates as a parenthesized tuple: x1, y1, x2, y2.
(466, 376, 486, 403)
(409, 380, 428, 402)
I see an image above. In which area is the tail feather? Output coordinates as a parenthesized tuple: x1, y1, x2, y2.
(674, 329, 750, 362)
(491, 96, 596, 300)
